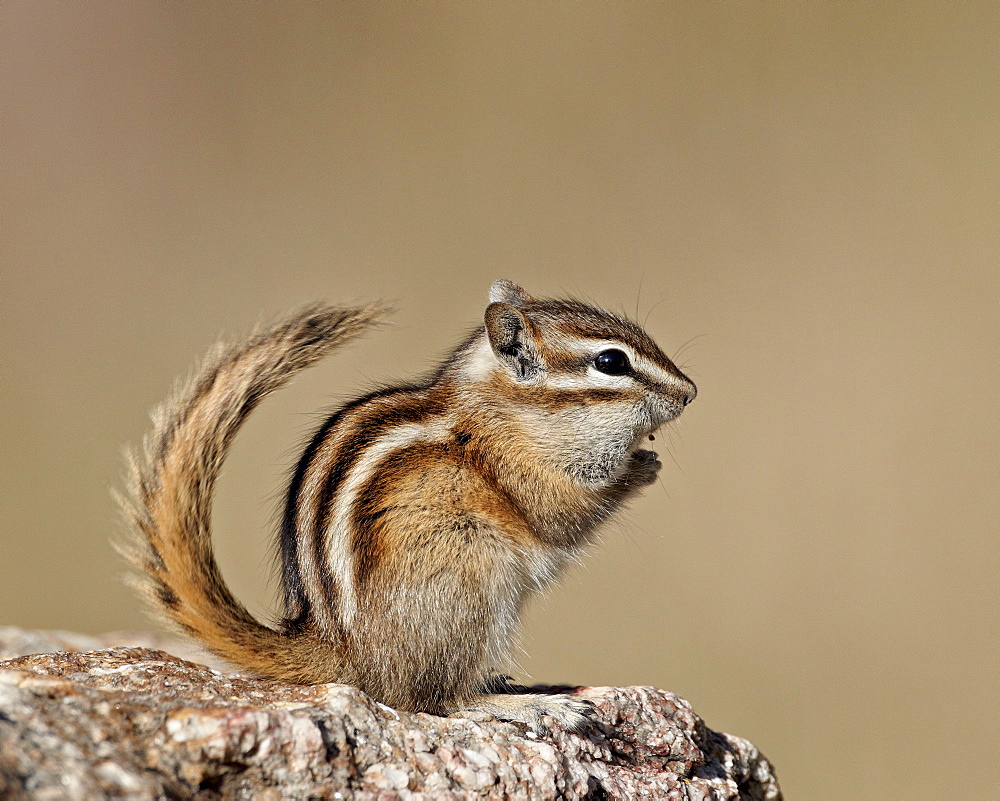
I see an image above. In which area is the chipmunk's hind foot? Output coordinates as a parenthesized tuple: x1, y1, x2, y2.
(459, 692, 597, 735)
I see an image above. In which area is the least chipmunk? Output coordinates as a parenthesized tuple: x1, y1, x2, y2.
(120, 280, 696, 731)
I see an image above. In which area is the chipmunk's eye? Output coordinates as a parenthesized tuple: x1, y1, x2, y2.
(594, 348, 630, 376)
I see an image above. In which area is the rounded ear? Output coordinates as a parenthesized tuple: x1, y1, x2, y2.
(489, 280, 532, 307)
(484, 302, 543, 381)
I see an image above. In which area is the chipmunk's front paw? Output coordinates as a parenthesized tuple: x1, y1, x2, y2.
(628, 448, 661, 485)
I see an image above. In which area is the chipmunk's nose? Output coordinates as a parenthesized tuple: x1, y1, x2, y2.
(660, 383, 695, 416)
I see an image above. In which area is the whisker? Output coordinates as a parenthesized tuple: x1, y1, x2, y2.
(642, 295, 670, 328)
(635, 272, 645, 322)
(671, 333, 707, 364)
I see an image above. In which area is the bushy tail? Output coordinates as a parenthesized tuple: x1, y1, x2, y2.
(117, 303, 389, 683)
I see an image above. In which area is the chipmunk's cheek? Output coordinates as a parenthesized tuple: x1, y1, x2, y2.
(633, 403, 664, 437)
(643, 395, 686, 429)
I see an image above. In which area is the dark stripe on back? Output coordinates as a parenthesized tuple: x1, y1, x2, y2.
(293, 385, 449, 619)
(347, 440, 452, 587)
(280, 409, 346, 627)
(280, 385, 404, 626)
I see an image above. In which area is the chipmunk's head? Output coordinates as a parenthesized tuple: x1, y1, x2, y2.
(460, 280, 696, 485)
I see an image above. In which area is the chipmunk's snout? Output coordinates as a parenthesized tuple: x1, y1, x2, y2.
(644, 391, 693, 431)
(662, 375, 696, 409)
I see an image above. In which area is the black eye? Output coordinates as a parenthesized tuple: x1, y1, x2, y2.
(594, 348, 630, 376)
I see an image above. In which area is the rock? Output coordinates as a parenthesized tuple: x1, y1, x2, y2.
(0, 627, 781, 800)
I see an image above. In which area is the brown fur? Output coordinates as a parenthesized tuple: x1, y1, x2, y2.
(119, 282, 695, 731)
(118, 303, 388, 685)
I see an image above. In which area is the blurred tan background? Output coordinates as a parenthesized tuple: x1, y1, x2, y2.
(2, 3, 997, 798)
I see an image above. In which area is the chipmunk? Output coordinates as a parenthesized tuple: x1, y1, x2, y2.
(120, 280, 696, 732)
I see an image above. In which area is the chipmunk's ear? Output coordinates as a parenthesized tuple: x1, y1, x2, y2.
(485, 302, 543, 381)
(489, 280, 531, 307)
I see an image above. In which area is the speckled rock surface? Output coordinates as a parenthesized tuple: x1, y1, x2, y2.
(0, 627, 781, 800)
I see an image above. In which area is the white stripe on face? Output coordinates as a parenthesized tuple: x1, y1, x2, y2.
(547, 339, 688, 393)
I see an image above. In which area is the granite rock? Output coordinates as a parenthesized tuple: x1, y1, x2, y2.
(0, 627, 780, 800)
